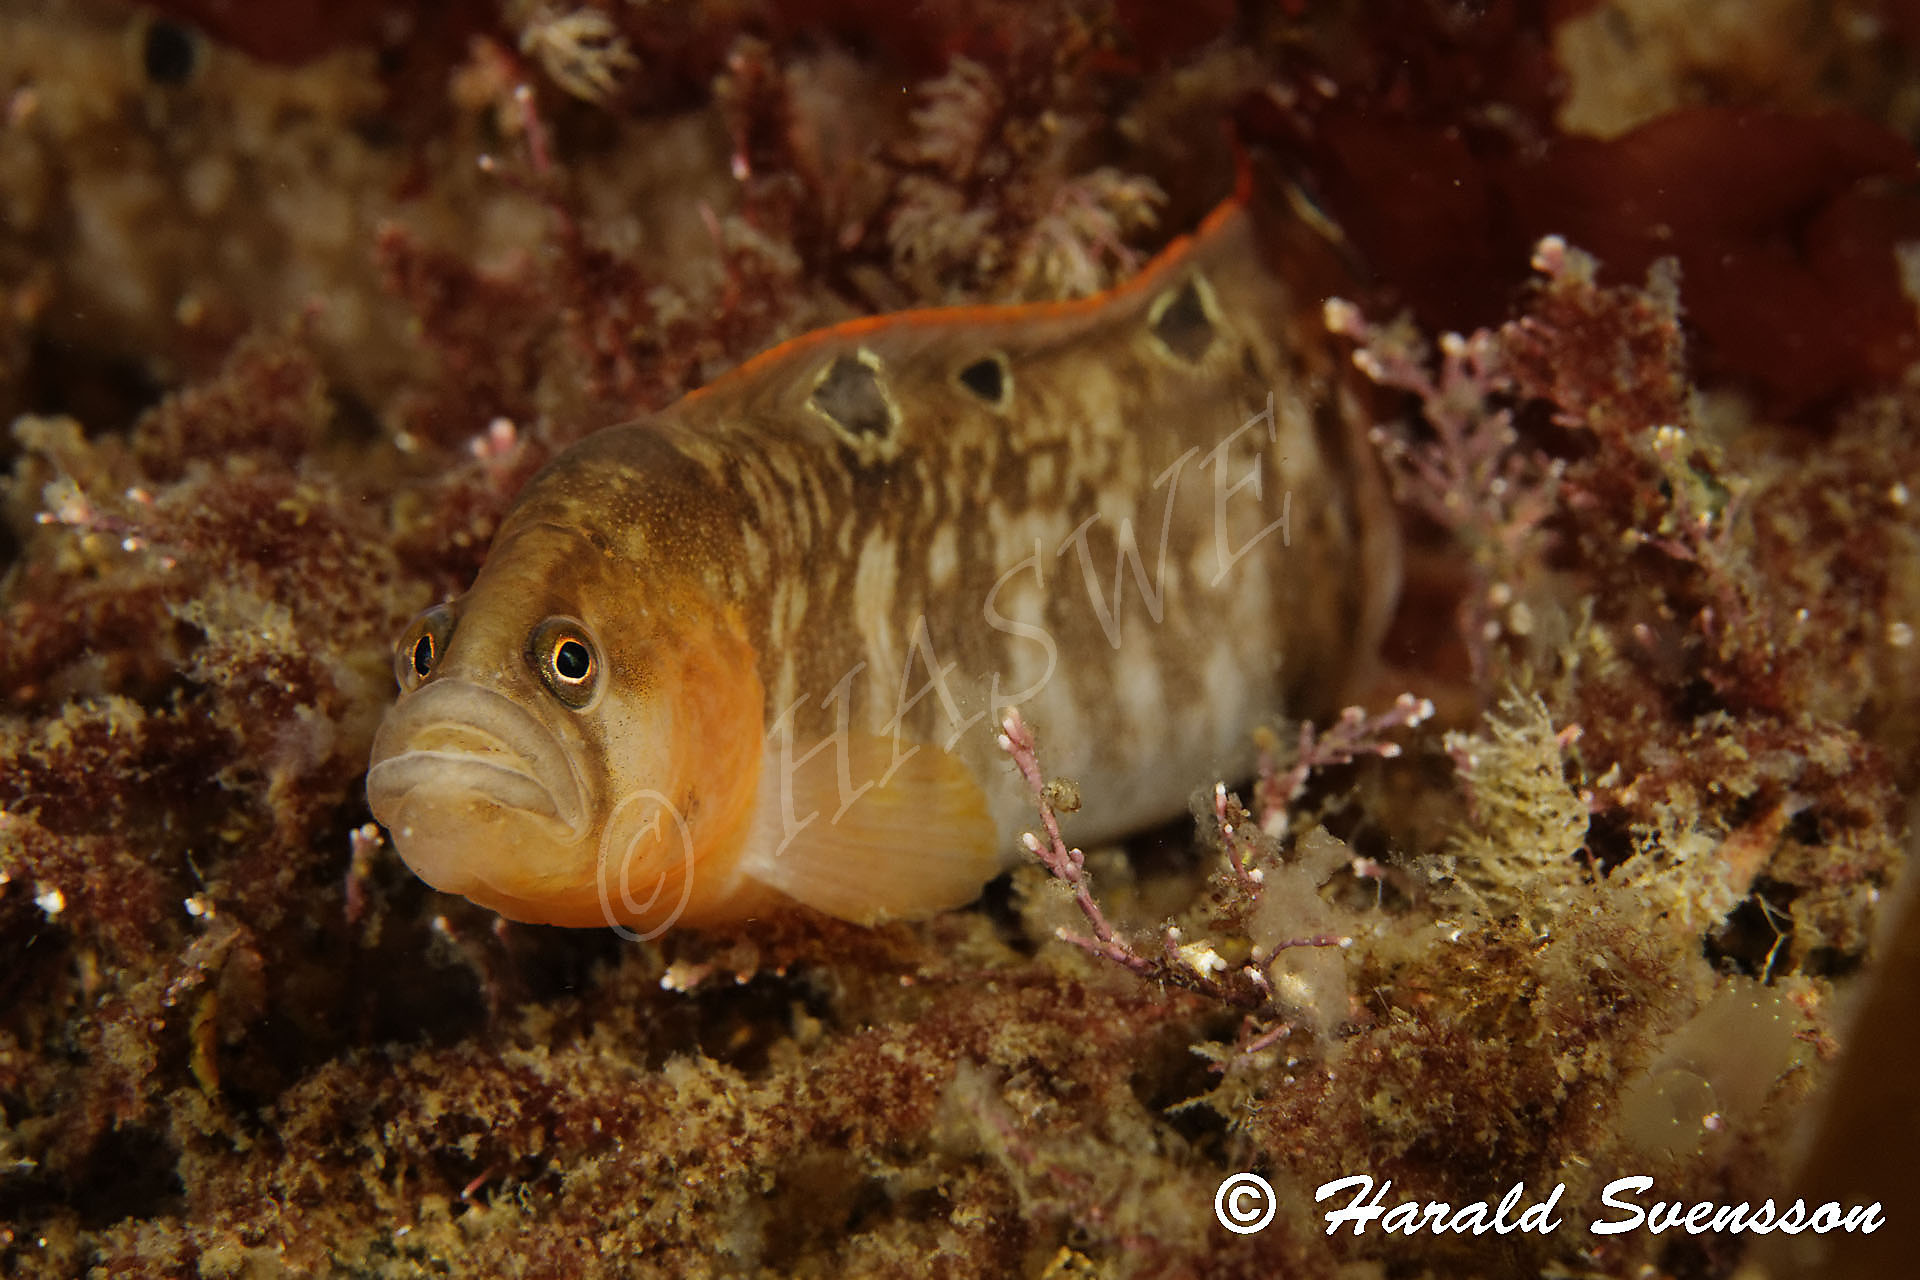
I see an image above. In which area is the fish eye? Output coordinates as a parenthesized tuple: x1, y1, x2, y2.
(528, 617, 601, 710)
(554, 639, 591, 681)
(394, 605, 454, 694)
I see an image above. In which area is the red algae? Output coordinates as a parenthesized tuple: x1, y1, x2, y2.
(1247, 3, 1920, 414)
(1, 2, 1916, 1277)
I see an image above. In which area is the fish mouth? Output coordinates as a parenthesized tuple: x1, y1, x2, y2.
(367, 751, 565, 822)
(367, 681, 588, 838)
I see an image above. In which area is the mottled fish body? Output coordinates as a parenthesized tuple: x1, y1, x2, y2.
(366, 197, 1399, 933)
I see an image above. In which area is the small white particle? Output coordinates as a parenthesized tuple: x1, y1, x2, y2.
(1177, 940, 1227, 977)
(1322, 297, 1361, 334)
(660, 960, 714, 992)
(35, 885, 64, 917)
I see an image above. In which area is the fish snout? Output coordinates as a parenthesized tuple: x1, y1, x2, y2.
(366, 680, 594, 908)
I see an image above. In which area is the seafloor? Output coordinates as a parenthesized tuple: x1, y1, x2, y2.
(3, 1, 1919, 1277)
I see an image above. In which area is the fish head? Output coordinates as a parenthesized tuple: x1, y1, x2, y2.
(366, 510, 764, 932)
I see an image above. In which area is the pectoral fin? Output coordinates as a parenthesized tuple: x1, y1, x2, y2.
(740, 732, 1000, 924)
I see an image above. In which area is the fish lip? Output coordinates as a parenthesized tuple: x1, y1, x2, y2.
(367, 680, 588, 835)
(365, 752, 564, 822)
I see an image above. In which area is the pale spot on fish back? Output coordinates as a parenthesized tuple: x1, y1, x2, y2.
(1095, 482, 1143, 532)
(996, 577, 1051, 692)
(740, 524, 771, 586)
(783, 577, 810, 640)
(1113, 639, 1165, 742)
(787, 480, 815, 547)
(926, 523, 959, 592)
(1025, 449, 1059, 502)
(774, 446, 829, 550)
(852, 529, 900, 676)
(1063, 363, 1128, 447)
(969, 458, 999, 506)
(987, 503, 1071, 583)
(802, 466, 834, 536)
(767, 443, 804, 491)
(915, 460, 942, 524)
(767, 575, 799, 649)
(774, 648, 799, 714)
(1187, 534, 1223, 598)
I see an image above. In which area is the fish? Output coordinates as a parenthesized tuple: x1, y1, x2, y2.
(365, 187, 1401, 936)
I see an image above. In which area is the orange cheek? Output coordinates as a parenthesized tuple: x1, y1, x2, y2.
(586, 622, 768, 931)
